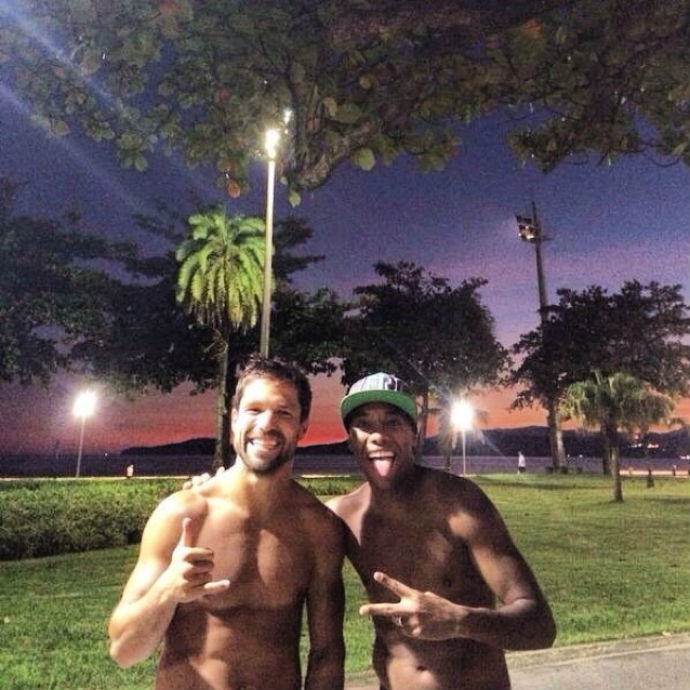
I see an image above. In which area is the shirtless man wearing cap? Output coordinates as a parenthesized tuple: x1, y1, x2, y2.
(327, 372, 556, 690)
(108, 356, 345, 690)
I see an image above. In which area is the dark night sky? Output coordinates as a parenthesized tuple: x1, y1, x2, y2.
(1, 10, 688, 455)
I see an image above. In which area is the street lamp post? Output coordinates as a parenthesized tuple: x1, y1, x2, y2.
(516, 201, 565, 470)
(260, 128, 280, 358)
(451, 399, 474, 476)
(73, 390, 97, 478)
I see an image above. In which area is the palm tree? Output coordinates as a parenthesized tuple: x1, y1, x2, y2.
(560, 371, 676, 502)
(176, 209, 265, 467)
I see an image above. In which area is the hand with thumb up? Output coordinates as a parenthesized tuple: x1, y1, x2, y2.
(166, 517, 231, 603)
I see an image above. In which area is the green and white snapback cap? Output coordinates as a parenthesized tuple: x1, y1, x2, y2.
(340, 372, 417, 428)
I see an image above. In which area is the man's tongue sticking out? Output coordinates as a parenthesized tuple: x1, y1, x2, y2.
(371, 452, 394, 477)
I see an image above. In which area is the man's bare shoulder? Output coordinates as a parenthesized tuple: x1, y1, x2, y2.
(278, 482, 345, 558)
(421, 470, 513, 543)
(325, 481, 368, 518)
(143, 487, 210, 536)
(158, 486, 210, 515)
(291, 480, 344, 523)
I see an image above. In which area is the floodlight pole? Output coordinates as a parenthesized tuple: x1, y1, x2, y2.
(517, 201, 565, 471)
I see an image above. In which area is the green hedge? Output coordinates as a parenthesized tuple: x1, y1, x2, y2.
(0, 479, 179, 560)
(0, 476, 362, 561)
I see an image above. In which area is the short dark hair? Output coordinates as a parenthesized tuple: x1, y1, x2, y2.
(233, 354, 312, 421)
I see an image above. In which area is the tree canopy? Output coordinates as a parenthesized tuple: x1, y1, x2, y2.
(4, 1, 690, 201)
(0, 177, 139, 385)
(560, 371, 677, 500)
(0, 175, 345, 419)
(176, 210, 265, 331)
(88, 212, 344, 398)
(343, 260, 508, 440)
(510, 280, 690, 412)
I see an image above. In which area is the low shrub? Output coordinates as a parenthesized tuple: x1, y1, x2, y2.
(0, 476, 362, 561)
(0, 479, 178, 560)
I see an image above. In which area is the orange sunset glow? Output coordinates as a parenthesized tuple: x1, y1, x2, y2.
(2, 372, 686, 457)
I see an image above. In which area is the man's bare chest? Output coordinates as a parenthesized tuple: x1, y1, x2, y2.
(353, 511, 486, 601)
(196, 510, 313, 607)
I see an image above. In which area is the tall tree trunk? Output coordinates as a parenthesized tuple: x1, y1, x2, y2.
(601, 425, 612, 475)
(222, 364, 240, 467)
(212, 340, 229, 470)
(611, 443, 623, 502)
(546, 398, 565, 470)
(606, 423, 624, 502)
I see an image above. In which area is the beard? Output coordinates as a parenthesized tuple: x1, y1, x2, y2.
(236, 431, 296, 475)
(245, 451, 292, 475)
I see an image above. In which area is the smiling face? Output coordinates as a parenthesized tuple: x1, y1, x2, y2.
(347, 402, 417, 489)
(231, 376, 308, 475)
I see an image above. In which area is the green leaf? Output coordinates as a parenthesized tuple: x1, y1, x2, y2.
(50, 119, 70, 137)
(288, 189, 301, 207)
(332, 102, 363, 124)
(358, 74, 374, 90)
(671, 141, 688, 157)
(133, 153, 149, 172)
(79, 49, 102, 76)
(351, 147, 376, 171)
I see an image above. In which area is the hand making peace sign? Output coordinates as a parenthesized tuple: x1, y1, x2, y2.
(359, 571, 470, 641)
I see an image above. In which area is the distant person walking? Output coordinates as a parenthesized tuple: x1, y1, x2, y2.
(517, 451, 527, 474)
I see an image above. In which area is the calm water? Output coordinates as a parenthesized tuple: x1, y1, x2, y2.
(0, 452, 686, 478)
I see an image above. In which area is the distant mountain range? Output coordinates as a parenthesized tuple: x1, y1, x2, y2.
(122, 426, 690, 459)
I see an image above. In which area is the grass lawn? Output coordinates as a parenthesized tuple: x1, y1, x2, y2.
(0, 473, 688, 689)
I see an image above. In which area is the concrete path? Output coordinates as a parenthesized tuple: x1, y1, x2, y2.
(345, 632, 690, 690)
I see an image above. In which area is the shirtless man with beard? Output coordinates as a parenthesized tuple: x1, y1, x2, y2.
(327, 372, 556, 690)
(108, 356, 345, 690)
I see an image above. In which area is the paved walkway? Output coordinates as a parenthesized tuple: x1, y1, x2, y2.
(345, 632, 690, 690)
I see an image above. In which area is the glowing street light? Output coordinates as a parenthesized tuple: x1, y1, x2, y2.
(451, 398, 474, 476)
(260, 127, 280, 357)
(73, 390, 97, 478)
